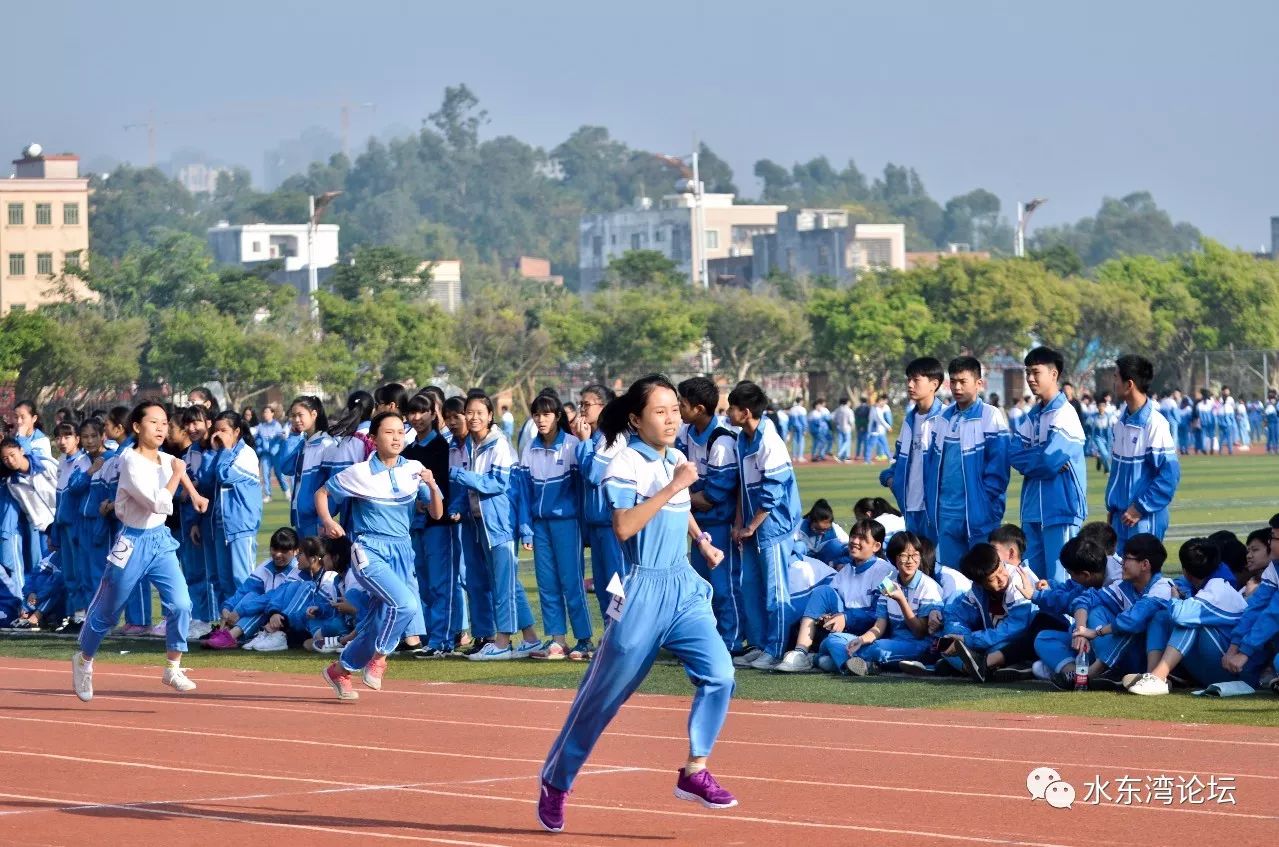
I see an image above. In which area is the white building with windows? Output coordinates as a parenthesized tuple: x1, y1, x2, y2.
(206, 221, 340, 300)
(751, 210, 906, 284)
(578, 193, 785, 292)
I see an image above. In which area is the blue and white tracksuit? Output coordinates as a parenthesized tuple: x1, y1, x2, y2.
(327, 454, 434, 670)
(737, 417, 801, 658)
(1009, 392, 1087, 582)
(80, 448, 192, 657)
(79, 449, 116, 612)
(1146, 571, 1246, 686)
(211, 441, 263, 604)
(1105, 401, 1180, 553)
(579, 429, 626, 617)
(1042, 574, 1175, 675)
(406, 429, 463, 651)
(787, 404, 807, 460)
(923, 400, 1010, 568)
(942, 578, 1037, 668)
(23, 552, 67, 624)
(449, 430, 533, 636)
(292, 432, 337, 538)
(793, 519, 850, 568)
(1265, 402, 1279, 454)
(53, 451, 90, 614)
(262, 570, 337, 637)
(181, 442, 216, 622)
(808, 408, 831, 460)
(785, 555, 836, 629)
(859, 570, 945, 666)
(6, 448, 56, 578)
(1227, 563, 1279, 685)
(880, 399, 945, 539)
(540, 437, 734, 791)
(0, 482, 23, 619)
(517, 430, 592, 642)
(320, 429, 371, 530)
(808, 556, 895, 669)
(864, 404, 892, 463)
(223, 557, 300, 637)
(14, 429, 50, 574)
(677, 419, 743, 652)
(253, 419, 290, 496)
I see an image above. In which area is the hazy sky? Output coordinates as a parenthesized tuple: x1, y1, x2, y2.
(7, 0, 1277, 248)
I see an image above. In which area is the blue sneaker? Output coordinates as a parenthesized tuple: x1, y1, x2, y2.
(468, 642, 514, 661)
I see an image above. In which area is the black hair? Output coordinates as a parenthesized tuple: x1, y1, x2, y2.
(420, 385, 447, 408)
(1270, 513, 1279, 530)
(269, 527, 301, 551)
(14, 401, 41, 433)
(406, 393, 440, 431)
(1023, 346, 1065, 375)
(988, 524, 1027, 556)
(329, 390, 375, 439)
(598, 374, 677, 449)
(580, 383, 615, 405)
(1178, 538, 1221, 581)
(240, 406, 258, 426)
(77, 418, 103, 440)
(905, 356, 945, 385)
(126, 401, 168, 438)
(886, 531, 924, 568)
(838, 396, 850, 405)
(529, 390, 570, 434)
(322, 535, 353, 575)
(1124, 533, 1167, 573)
(916, 535, 937, 577)
(948, 356, 983, 379)
(298, 535, 325, 563)
(1115, 354, 1155, 395)
(677, 376, 719, 417)
(1212, 536, 1247, 575)
(53, 421, 78, 439)
(464, 388, 495, 417)
(0, 436, 22, 453)
(849, 518, 886, 547)
(188, 386, 220, 413)
(958, 543, 1001, 582)
(369, 410, 406, 441)
(443, 396, 466, 416)
(853, 496, 901, 520)
(288, 395, 329, 435)
(727, 380, 769, 420)
(1061, 536, 1107, 575)
(180, 404, 213, 427)
(1247, 528, 1271, 549)
(1077, 521, 1118, 556)
(804, 498, 835, 524)
(106, 405, 131, 431)
(212, 410, 257, 451)
(374, 382, 410, 414)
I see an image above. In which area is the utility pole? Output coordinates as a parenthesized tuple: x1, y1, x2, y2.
(1014, 197, 1046, 258)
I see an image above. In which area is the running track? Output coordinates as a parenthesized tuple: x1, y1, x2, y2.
(0, 657, 1276, 846)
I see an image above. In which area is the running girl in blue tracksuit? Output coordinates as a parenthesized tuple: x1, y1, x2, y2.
(450, 389, 540, 661)
(573, 383, 625, 617)
(318, 391, 375, 532)
(517, 391, 592, 661)
(317, 411, 444, 700)
(538, 375, 738, 834)
(287, 396, 335, 539)
(180, 406, 218, 629)
(209, 411, 263, 603)
(404, 391, 463, 656)
(52, 423, 89, 624)
(73, 401, 209, 702)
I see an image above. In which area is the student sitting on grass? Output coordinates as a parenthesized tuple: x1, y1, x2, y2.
(938, 543, 1039, 683)
(839, 531, 944, 676)
(1056, 533, 1175, 690)
(206, 527, 300, 649)
(774, 519, 892, 673)
(1076, 521, 1121, 585)
(303, 536, 366, 654)
(925, 535, 972, 603)
(1221, 520, 1279, 687)
(793, 499, 850, 567)
(1031, 536, 1113, 681)
(244, 536, 346, 652)
(1239, 528, 1272, 597)
(989, 524, 1038, 601)
(1125, 538, 1247, 695)
(12, 551, 66, 631)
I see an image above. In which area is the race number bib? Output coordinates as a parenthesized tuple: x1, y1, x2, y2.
(604, 573, 626, 623)
(107, 536, 136, 569)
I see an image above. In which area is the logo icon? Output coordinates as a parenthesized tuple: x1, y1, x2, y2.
(1027, 767, 1074, 810)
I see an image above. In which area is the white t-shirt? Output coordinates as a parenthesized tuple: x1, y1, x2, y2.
(115, 448, 176, 530)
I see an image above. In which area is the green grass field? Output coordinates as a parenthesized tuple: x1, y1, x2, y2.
(3, 453, 1277, 726)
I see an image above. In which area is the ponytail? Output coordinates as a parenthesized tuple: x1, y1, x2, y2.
(212, 410, 257, 452)
(289, 395, 328, 436)
(328, 390, 375, 439)
(598, 373, 676, 449)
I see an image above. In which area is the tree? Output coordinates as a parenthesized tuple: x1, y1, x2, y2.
(1056, 277, 1154, 385)
(1032, 192, 1201, 266)
(329, 246, 432, 300)
(704, 289, 811, 382)
(73, 230, 219, 319)
(1095, 254, 1204, 389)
(0, 308, 144, 404)
(87, 165, 201, 260)
(316, 290, 454, 389)
(604, 250, 684, 289)
(584, 287, 705, 382)
(1030, 244, 1084, 277)
(696, 143, 737, 195)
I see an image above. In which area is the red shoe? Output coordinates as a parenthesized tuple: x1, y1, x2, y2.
(322, 662, 359, 700)
(206, 628, 238, 650)
(362, 655, 387, 690)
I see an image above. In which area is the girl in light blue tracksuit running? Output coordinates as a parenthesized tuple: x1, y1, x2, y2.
(287, 396, 335, 540)
(209, 411, 263, 603)
(449, 390, 541, 661)
(537, 375, 738, 835)
(517, 392, 593, 661)
(73, 401, 209, 702)
(316, 411, 444, 700)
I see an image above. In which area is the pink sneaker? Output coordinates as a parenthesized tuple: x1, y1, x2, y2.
(120, 624, 151, 636)
(536, 779, 567, 832)
(205, 628, 238, 650)
(362, 655, 387, 690)
(322, 662, 359, 701)
(674, 769, 737, 809)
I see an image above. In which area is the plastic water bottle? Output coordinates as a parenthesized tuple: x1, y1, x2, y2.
(1073, 648, 1089, 692)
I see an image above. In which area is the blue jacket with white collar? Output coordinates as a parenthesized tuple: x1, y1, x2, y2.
(675, 417, 738, 527)
(880, 399, 946, 516)
(1104, 399, 1180, 522)
(1009, 392, 1088, 527)
(516, 429, 582, 541)
(923, 399, 1010, 541)
(449, 429, 518, 548)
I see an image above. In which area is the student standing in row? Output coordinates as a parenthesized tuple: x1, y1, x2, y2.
(1106, 355, 1180, 553)
(253, 404, 290, 504)
(73, 402, 209, 701)
(13, 402, 51, 575)
(209, 411, 263, 604)
(288, 396, 335, 539)
(573, 384, 625, 616)
(319, 391, 376, 531)
(51, 423, 89, 625)
(1009, 347, 1087, 582)
(881, 356, 946, 539)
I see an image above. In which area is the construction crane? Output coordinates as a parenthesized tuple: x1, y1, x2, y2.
(122, 99, 376, 167)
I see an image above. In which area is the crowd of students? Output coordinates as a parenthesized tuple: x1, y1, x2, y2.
(1, 346, 1278, 702)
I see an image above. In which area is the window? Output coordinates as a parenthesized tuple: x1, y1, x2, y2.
(36, 253, 53, 276)
(704, 229, 719, 249)
(631, 233, 643, 250)
(655, 228, 664, 243)
(65, 251, 81, 270)
(35, 203, 52, 225)
(63, 203, 80, 225)
(6, 203, 22, 225)
(252, 240, 261, 253)
(8, 303, 25, 313)
(8, 253, 25, 276)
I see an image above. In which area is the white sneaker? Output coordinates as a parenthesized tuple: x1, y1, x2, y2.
(242, 632, 267, 651)
(732, 648, 763, 669)
(510, 638, 543, 659)
(255, 631, 288, 652)
(316, 636, 344, 654)
(72, 652, 93, 702)
(162, 665, 197, 693)
(775, 649, 813, 673)
(1032, 660, 1052, 682)
(468, 642, 515, 661)
(749, 652, 782, 670)
(1127, 673, 1169, 696)
(188, 620, 213, 640)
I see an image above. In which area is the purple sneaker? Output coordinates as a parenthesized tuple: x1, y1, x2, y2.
(674, 768, 738, 809)
(537, 779, 567, 833)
